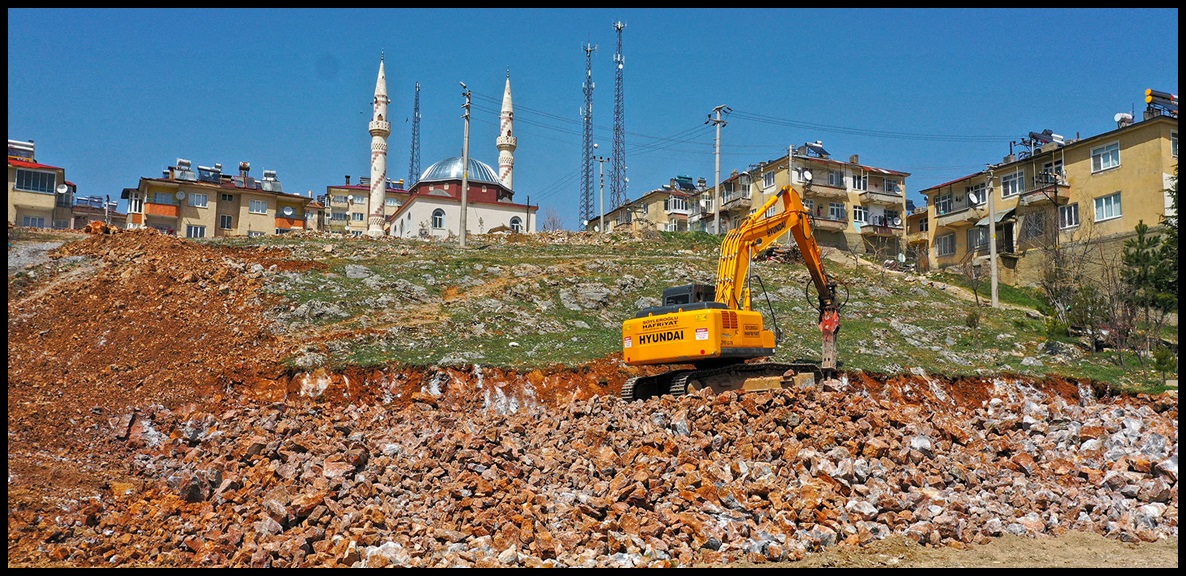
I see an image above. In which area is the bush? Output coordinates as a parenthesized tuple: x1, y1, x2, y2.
(965, 310, 980, 329)
(1045, 317, 1069, 338)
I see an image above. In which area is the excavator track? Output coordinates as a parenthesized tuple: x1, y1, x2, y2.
(669, 362, 821, 397)
(622, 362, 826, 401)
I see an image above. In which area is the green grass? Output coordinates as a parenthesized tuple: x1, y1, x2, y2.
(210, 231, 1176, 396)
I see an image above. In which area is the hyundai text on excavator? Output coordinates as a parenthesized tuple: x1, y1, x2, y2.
(620, 184, 844, 401)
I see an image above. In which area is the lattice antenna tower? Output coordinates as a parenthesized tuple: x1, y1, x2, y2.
(610, 21, 627, 208)
(407, 82, 422, 187)
(579, 42, 597, 227)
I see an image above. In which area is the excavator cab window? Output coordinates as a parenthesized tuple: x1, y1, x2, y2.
(661, 283, 715, 306)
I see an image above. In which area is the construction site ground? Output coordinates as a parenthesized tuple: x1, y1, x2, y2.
(7, 228, 1177, 568)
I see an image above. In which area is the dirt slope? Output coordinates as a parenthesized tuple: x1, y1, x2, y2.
(7, 229, 1178, 568)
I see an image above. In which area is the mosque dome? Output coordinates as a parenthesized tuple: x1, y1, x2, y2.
(419, 156, 502, 186)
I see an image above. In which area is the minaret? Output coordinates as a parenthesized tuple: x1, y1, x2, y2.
(367, 53, 391, 238)
(496, 69, 517, 190)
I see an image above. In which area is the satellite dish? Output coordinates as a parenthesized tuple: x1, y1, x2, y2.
(347, 195, 355, 203)
(898, 252, 906, 263)
(802, 170, 813, 182)
(282, 206, 294, 217)
(176, 190, 186, 200)
(892, 216, 902, 226)
(55, 184, 69, 194)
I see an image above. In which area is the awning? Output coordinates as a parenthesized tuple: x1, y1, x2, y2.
(976, 208, 1015, 227)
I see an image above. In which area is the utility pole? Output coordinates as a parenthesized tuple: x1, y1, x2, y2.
(706, 105, 731, 235)
(595, 152, 610, 233)
(459, 82, 471, 248)
(986, 164, 999, 308)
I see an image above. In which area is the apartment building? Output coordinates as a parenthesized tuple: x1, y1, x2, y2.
(320, 175, 410, 236)
(918, 109, 1177, 287)
(121, 159, 313, 238)
(591, 176, 700, 233)
(690, 142, 912, 257)
(8, 139, 71, 229)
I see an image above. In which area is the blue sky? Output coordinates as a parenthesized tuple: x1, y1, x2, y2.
(8, 8, 1179, 230)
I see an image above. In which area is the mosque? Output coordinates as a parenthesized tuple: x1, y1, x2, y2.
(357, 55, 537, 239)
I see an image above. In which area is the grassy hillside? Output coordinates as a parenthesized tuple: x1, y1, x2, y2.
(201, 230, 1174, 394)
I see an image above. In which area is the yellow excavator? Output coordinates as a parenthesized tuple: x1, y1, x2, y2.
(621, 184, 844, 401)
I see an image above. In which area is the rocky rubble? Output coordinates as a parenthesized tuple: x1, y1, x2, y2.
(7, 370, 1177, 568)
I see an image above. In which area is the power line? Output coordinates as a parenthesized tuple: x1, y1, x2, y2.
(729, 109, 1015, 143)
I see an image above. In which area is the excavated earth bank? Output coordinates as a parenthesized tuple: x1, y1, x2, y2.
(7, 229, 1178, 567)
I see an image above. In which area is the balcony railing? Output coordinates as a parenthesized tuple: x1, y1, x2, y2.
(665, 206, 690, 216)
(934, 206, 981, 228)
(1019, 172, 1070, 206)
(811, 216, 848, 232)
(858, 190, 904, 206)
(859, 222, 903, 236)
(805, 185, 848, 200)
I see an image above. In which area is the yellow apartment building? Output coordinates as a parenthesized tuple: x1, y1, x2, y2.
(919, 111, 1177, 287)
(121, 159, 313, 238)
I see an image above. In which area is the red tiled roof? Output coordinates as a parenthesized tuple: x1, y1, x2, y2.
(8, 158, 62, 171)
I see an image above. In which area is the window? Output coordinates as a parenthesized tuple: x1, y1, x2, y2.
(385, 197, 400, 207)
(1022, 212, 1045, 240)
(851, 173, 867, 191)
(763, 171, 776, 188)
(967, 227, 989, 251)
(665, 196, 688, 212)
(21, 216, 46, 228)
(1039, 160, 1064, 185)
(1091, 142, 1120, 172)
(432, 209, 445, 229)
(1001, 170, 1025, 197)
(936, 233, 955, 256)
(883, 179, 901, 194)
(510, 216, 523, 233)
(249, 199, 268, 214)
(919, 217, 929, 232)
(852, 205, 867, 223)
(331, 212, 348, 221)
(152, 191, 177, 205)
(803, 199, 814, 214)
(828, 202, 845, 221)
(15, 169, 56, 193)
(219, 214, 233, 229)
(332, 195, 347, 205)
(352, 212, 364, 222)
(247, 231, 265, 238)
(884, 209, 900, 227)
(1172, 131, 1178, 157)
(220, 193, 234, 202)
(351, 230, 363, 237)
(186, 225, 206, 238)
(1059, 204, 1080, 229)
(641, 203, 650, 214)
(966, 183, 987, 206)
(1094, 192, 1122, 222)
(188, 193, 208, 208)
(53, 219, 70, 229)
(828, 170, 845, 187)
(128, 193, 143, 214)
(935, 194, 953, 215)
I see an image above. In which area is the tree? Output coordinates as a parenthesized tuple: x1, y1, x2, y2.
(539, 208, 566, 232)
(1122, 220, 1175, 358)
(959, 257, 986, 308)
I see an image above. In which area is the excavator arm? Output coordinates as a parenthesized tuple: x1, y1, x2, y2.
(714, 186, 840, 371)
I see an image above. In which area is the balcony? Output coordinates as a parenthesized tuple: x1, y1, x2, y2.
(811, 216, 848, 232)
(804, 183, 848, 200)
(665, 206, 690, 217)
(906, 231, 928, 244)
(144, 202, 179, 218)
(1018, 172, 1070, 206)
(859, 222, 902, 237)
(721, 195, 752, 213)
(934, 206, 982, 228)
(858, 190, 904, 207)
